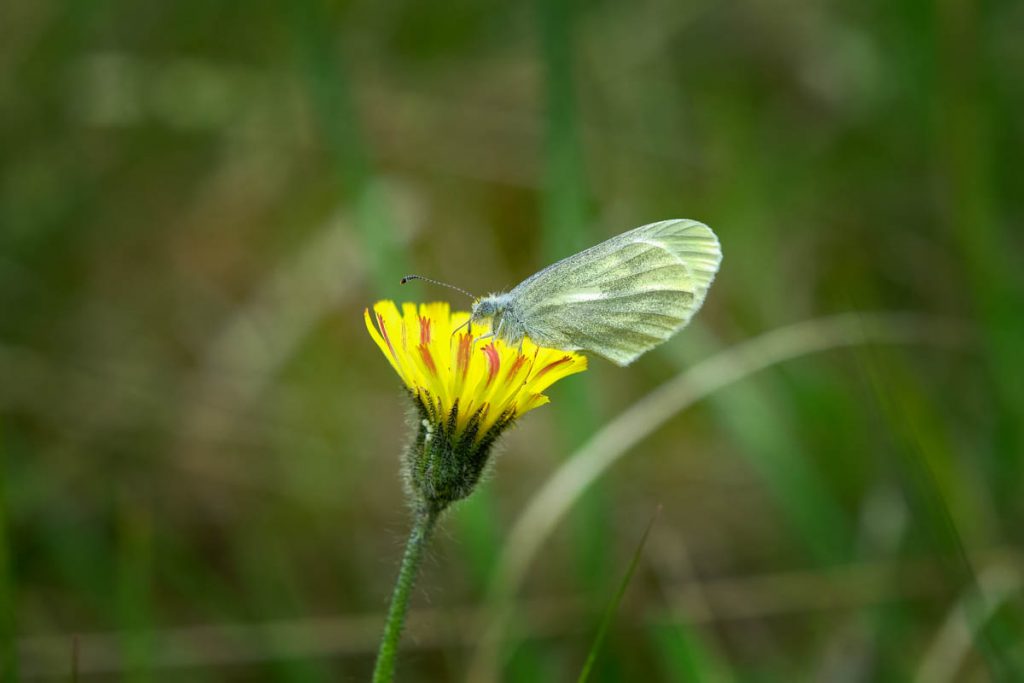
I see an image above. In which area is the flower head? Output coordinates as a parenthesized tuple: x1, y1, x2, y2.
(365, 300, 587, 513)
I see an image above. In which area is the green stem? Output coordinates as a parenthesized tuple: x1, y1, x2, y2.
(372, 509, 438, 683)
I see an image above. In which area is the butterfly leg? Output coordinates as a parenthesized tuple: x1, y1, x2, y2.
(472, 320, 502, 349)
(451, 318, 471, 338)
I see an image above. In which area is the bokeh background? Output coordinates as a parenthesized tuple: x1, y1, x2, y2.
(2, 0, 1023, 680)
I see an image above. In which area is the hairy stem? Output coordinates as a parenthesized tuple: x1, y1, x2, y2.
(372, 509, 437, 683)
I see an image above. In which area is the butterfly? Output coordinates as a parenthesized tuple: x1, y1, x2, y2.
(404, 219, 722, 366)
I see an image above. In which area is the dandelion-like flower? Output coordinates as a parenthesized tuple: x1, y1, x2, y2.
(365, 300, 587, 514)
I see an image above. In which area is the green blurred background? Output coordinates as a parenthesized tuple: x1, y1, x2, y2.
(2, 0, 1023, 680)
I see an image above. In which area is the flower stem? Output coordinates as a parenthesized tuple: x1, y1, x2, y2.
(372, 509, 437, 683)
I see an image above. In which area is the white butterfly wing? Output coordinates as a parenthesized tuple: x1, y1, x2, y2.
(510, 219, 721, 365)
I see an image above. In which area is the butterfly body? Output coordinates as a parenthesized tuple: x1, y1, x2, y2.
(470, 293, 528, 348)
(469, 219, 722, 366)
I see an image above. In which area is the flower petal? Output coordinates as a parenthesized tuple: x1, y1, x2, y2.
(365, 300, 586, 441)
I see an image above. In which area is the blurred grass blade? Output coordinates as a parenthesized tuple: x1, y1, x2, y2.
(916, 564, 1023, 683)
(651, 623, 733, 683)
(71, 635, 80, 683)
(115, 493, 154, 683)
(863, 346, 1022, 682)
(0, 428, 17, 681)
(538, 0, 588, 260)
(670, 327, 852, 564)
(536, 0, 607, 587)
(288, 0, 406, 295)
(577, 507, 660, 683)
(467, 312, 969, 681)
(933, 0, 1024, 516)
(536, 2, 611, 673)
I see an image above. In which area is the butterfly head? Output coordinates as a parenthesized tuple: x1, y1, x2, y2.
(470, 294, 511, 325)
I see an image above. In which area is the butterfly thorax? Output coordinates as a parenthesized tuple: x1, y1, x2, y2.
(470, 293, 527, 347)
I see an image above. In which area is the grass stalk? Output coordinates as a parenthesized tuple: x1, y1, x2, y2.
(577, 507, 659, 683)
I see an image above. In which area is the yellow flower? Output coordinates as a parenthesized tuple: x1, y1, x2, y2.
(365, 300, 587, 437)
(365, 300, 586, 513)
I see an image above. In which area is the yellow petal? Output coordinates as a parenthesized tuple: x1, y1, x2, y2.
(365, 300, 586, 441)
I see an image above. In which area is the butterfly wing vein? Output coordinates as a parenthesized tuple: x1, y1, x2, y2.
(510, 219, 722, 365)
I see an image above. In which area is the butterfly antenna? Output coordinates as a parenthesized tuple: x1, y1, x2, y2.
(400, 274, 476, 300)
